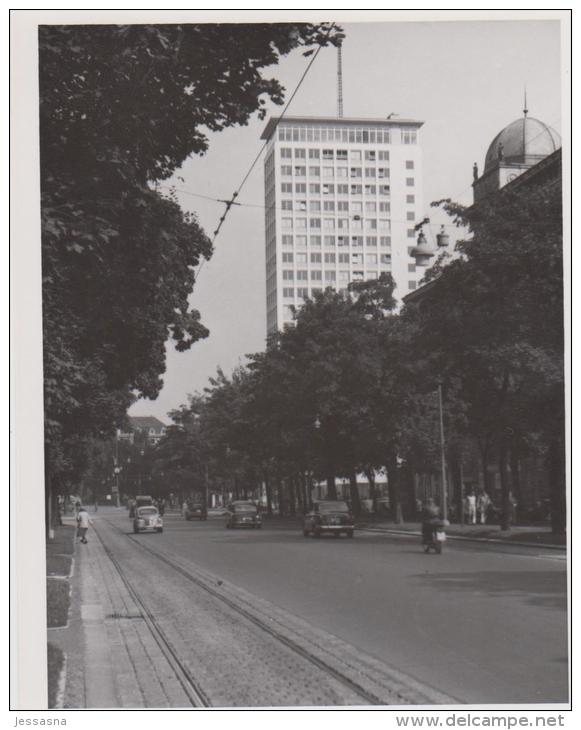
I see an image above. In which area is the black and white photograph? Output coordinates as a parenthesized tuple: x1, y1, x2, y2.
(11, 9, 571, 717)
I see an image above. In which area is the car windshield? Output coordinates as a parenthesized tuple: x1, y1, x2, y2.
(317, 501, 349, 513)
(138, 507, 158, 516)
(233, 504, 257, 513)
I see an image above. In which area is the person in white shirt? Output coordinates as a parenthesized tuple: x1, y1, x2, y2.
(466, 492, 477, 524)
(76, 506, 93, 544)
(477, 491, 491, 524)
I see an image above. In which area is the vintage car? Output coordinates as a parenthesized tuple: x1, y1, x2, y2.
(185, 502, 207, 521)
(225, 501, 262, 529)
(133, 506, 163, 533)
(303, 500, 354, 538)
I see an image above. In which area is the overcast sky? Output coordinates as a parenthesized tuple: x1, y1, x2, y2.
(128, 17, 563, 423)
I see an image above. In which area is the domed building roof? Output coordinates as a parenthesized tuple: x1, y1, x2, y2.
(484, 115, 560, 172)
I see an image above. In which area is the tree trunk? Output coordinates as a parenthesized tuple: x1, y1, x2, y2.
(277, 476, 285, 517)
(547, 437, 566, 535)
(299, 472, 308, 513)
(449, 454, 463, 524)
(509, 448, 523, 517)
(263, 468, 273, 516)
(306, 471, 314, 510)
(479, 440, 492, 495)
(386, 452, 403, 524)
(348, 468, 361, 517)
(499, 443, 510, 531)
(288, 476, 296, 517)
(459, 461, 466, 525)
(295, 474, 304, 515)
(326, 467, 337, 500)
(365, 467, 377, 513)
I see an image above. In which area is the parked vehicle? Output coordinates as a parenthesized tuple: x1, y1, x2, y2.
(422, 519, 447, 554)
(303, 501, 354, 538)
(133, 506, 163, 534)
(225, 501, 262, 529)
(185, 502, 207, 521)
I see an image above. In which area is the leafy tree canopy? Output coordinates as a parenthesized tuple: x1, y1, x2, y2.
(40, 22, 343, 483)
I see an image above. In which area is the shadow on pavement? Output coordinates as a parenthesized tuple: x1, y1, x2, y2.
(411, 570, 567, 611)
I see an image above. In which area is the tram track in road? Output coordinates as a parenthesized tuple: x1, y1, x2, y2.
(100, 515, 457, 707)
(93, 524, 212, 708)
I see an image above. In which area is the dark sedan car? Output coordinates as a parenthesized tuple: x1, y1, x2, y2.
(303, 500, 354, 538)
(185, 502, 207, 521)
(225, 501, 262, 529)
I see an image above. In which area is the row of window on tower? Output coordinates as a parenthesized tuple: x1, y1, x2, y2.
(281, 183, 395, 196)
(281, 165, 393, 180)
(276, 125, 418, 145)
(280, 148, 397, 162)
(282, 252, 391, 265)
(281, 235, 392, 248)
(281, 200, 392, 213)
(282, 267, 391, 283)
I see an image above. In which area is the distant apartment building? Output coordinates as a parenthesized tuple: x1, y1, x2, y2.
(118, 416, 167, 446)
(261, 115, 424, 333)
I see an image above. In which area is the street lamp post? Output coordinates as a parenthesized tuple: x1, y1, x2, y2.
(204, 463, 209, 513)
(437, 383, 448, 522)
(113, 429, 121, 507)
(411, 228, 450, 521)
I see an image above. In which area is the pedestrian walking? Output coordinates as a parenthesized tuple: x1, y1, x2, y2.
(421, 497, 440, 545)
(76, 506, 93, 544)
(466, 491, 477, 524)
(477, 491, 491, 524)
(508, 491, 517, 525)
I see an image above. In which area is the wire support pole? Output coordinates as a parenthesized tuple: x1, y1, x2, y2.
(438, 383, 447, 522)
(337, 41, 343, 118)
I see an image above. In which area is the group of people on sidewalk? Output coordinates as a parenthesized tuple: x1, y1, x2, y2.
(417, 489, 518, 527)
(464, 490, 492, 524)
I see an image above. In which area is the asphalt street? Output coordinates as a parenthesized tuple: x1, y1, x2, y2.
(105, 508, 568, 705)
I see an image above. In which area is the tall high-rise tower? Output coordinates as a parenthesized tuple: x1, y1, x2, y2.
(262, 116, 424, 334)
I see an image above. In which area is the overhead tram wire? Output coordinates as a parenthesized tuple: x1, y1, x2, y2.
(193, 23, 338, 282)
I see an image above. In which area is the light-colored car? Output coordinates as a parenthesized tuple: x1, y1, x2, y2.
(133, 506, 163, 534)
(303, 501, 354, 538)
(225, 501, 262, 529)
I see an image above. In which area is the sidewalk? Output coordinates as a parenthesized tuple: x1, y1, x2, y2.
(49, 511, 197, 708)
(259, 514, 566, 549)
(46, 514, 132, 708)
(357, 519, 567, 549)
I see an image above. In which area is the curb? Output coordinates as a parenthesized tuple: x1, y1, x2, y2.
(359, 526, 567, 551)
(55, 655, 67, 709)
